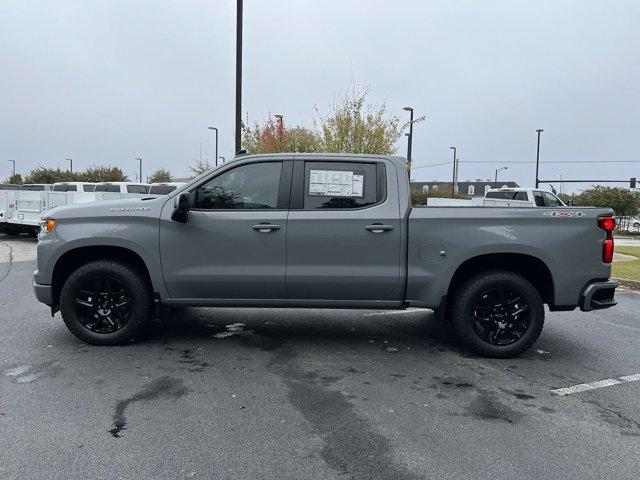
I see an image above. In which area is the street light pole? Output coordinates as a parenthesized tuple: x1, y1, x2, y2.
(135, 157, 142, 183)
(235, 0, 243, 154)
(535, 129, 543, 188)
(449, 146, 457, 198)
(208, 127, 219, 166)
(66, 158, 73, 173)
(274, 114, 284, 145)
(494, 166, 507, 182)
(403, 107, 414, 180)
(8, 159, 16, 177)
(557, 174, 563, 194)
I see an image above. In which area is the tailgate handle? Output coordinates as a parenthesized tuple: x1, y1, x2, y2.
(252, 223, 281, 232)
(365, 224, 395, 233)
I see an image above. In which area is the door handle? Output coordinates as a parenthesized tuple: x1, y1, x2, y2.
(365, 224, 395, 233)
(252, 223, 281, 232)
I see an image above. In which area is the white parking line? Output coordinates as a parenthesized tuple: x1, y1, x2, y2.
(551, 373, 640, 396)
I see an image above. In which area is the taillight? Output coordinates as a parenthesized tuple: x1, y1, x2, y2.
(598, 216, 615, 263)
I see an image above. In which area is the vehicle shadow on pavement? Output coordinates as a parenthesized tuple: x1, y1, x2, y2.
(145, 307, 464, 355)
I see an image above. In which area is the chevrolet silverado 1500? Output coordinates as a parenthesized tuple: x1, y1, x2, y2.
(33, 153, 618, 357)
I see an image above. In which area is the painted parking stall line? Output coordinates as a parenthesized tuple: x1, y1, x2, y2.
(551, 373, 640, 396)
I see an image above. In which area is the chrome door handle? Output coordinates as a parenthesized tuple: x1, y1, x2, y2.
(252, 223, 281, 232)
(365, 224, 395, 233)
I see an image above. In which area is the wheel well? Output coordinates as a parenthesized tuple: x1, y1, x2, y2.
(51, 246, 152, 306)
(447, 253, 554, 306)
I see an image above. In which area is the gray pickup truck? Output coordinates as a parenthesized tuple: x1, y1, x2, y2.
(33, 153, 618, 357)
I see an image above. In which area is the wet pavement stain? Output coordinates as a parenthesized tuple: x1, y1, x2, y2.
(466, 391, 525, 424)
(109, 376, 191, 438)
(268, 346, 421, 480)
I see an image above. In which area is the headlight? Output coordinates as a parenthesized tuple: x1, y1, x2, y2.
(38, 218, 56, 240)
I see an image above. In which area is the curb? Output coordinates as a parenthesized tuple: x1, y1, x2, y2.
(614, 277, 640, 291)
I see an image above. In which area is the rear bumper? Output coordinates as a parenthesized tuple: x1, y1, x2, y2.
(33, 282, 53, 306)
(580, 279, 618, 312)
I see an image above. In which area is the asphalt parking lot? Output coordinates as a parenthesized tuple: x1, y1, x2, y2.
(1, 234, 639, 479)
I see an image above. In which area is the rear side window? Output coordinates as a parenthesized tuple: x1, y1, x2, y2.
(22, 185, 45, 191)
(0, 184, 20, 190)
(303, 162, 380, 209)
(126, 185, 149, 194)
(83, 184, 96, 192)
(195, 162, 282, 209)
(533, 191, 545, 206)
(53, 185, 67, 191)
(485, 191, 527, 200)
(94, 185, 121, 193)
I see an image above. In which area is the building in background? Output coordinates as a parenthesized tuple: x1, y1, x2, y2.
(410, 180, 520, 197)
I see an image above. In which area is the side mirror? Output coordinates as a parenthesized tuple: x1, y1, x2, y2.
(171, 193, 190, 223)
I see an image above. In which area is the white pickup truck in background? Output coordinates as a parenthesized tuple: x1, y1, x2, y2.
(424, 187, 565, 208)
(483, 188, 565, 207)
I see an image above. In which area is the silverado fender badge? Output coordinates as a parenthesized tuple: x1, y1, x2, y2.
(542, 211, 585, 218)
(109, 207, 152, 212)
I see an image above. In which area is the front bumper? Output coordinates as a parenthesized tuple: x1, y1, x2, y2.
(33, 282, 54, 306)
(579, 279, 618, 312)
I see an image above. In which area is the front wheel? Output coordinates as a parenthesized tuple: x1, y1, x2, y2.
(59, 260, 153, 345)
(450, 270, 544, 358)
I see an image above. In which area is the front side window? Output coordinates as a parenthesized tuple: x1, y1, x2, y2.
(126, 185, 149, 194)
(303, 162, 380, 209)
(543, 192, 563, 207)
(95, 185, 121, 193)
(53, 185, 67, 191)
(195, 162, 282, 209)
(83, 184, 96, 192)
(22, 185, 45, 191)
(149, 185, 177, 195)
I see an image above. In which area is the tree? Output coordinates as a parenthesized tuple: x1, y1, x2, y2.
(189, 159, 213, 178)
(242, 117, 322, 154)
(5, 173, 23, 184)
(571, 186, 639, 230)
(148, 168, 172, 183)
(79, 166, 127, 182)
(240, 86, 416, 158)
(24, 167, 77, 184)
(317, 87, 404, 155)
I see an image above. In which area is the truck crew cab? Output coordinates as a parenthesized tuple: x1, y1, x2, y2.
(33, 154, 618, 357)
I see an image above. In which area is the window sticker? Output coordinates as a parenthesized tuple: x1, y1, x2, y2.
(309, 170, 364, 197)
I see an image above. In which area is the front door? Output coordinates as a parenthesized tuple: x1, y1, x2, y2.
(285, 159, 402, 302)
(160, 160, 291, 301)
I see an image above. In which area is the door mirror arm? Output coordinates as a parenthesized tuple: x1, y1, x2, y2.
(171, 193, 190, 223)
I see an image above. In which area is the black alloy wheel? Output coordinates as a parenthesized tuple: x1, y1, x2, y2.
(74, 275, 133, 334)
(471, 286, 531, 346)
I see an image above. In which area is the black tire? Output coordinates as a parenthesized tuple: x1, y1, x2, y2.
(450, 270, 544, 358)
(59, 260, 153, 345)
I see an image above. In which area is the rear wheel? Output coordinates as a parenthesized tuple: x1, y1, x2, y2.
(59, 260, 153, 345)
(450, 270, 544, 357)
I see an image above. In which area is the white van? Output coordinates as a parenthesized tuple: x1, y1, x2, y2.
(483, 188, 565, 207)
(93, 182, 150, 201)
(0, 184, 21, 231)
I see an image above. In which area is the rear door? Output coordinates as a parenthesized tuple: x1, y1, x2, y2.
(285, 158, 402, 302)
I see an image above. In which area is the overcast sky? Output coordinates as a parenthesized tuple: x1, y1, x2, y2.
(1, 0, 639, 190)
